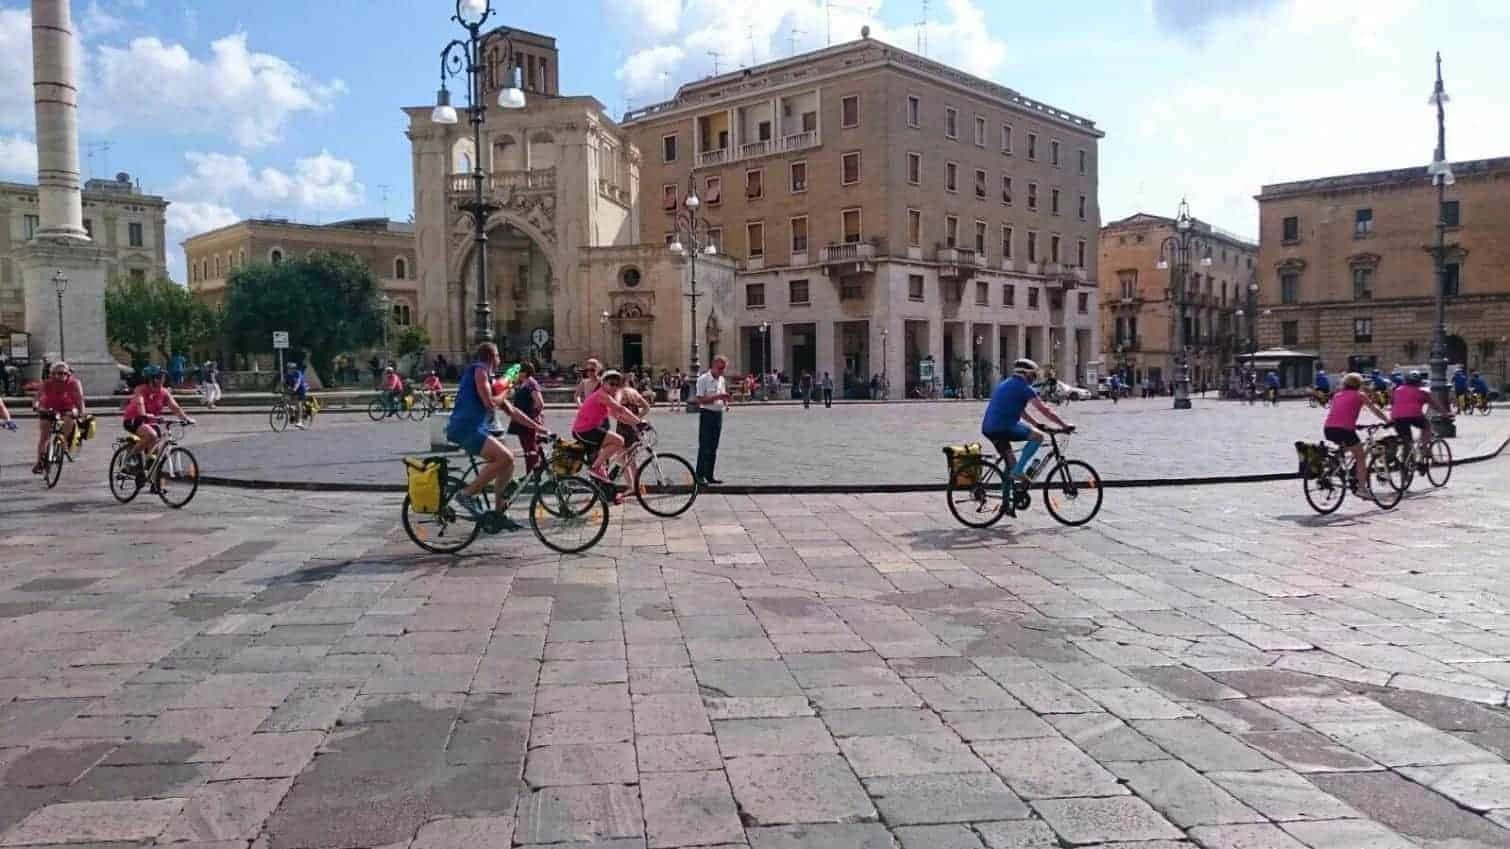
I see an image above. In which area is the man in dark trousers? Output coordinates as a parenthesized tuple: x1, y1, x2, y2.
(821, 372, 834, 407)
(800, 371, 813, 409)
(694, 356, 730, 485)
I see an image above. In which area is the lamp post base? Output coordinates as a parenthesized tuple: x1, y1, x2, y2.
(1173, 396, 1192, 410)
(1431, 416, 1456, 438)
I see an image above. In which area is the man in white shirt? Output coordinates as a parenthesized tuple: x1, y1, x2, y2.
(694, 355, 731, 485)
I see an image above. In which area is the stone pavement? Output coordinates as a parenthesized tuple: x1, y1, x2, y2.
(178, 397, 1509, 487)
(2, 459, 1510, 847)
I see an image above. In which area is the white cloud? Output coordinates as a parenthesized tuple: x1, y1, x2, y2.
(0, 133, 36, 178)
(173, 149, 365, 212)
(80, 1, 125, 37)
(0, 7, 32, 131)
(615, 45, 685, 98)
(166, 199, 238, 241)
(617, 0, 681, 37)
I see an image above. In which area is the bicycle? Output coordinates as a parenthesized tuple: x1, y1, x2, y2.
(1384, 421, 1453, 492)
(107, 418, 200, 508)
(1307, 389, 1331, 408)
(1463, 392, 1491, 416)
(1298, 423, 1402, 514)
(269, 392, 320, 432)
(584, 422, 699, 518)
(944, 426, 1102, 529)
(36, 414, 80, 489)
(368, 390, 414, 422)
(408, 391, 442, 422)
(401, 432, 610, 555)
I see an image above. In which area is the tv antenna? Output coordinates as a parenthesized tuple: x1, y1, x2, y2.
(789, 26, 804, 56)
(747, 25, 758, 67)
(825, 0, 877, 46)
(377, 184, 391, 219)
(915, 0, 929, 55)
(85, 140, 112, 178)
(707, 50, 722, 75)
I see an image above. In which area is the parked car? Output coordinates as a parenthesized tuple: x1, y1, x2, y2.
(1036, 379, 1093, 402)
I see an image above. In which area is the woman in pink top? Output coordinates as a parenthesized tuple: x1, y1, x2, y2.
(1390, 370, 1449, 460)
(33, 361, 85, 474)
(570, 369, 643, 494)
(122, 365, 192, 464)
(1322, 372, 1389, 493)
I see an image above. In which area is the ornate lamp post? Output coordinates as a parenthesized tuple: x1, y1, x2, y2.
(52, 270, 68, 360)
(1155, 198, 1214, 409)
(880, 327, 889, 398)
(600, 309, 610, 361)
(1426, 52, 1456, 437)
(430, 0, 527, 348)
(758, 321, 769, 379)
(378, 293, 392, 364)
(668, 173, 719, 385)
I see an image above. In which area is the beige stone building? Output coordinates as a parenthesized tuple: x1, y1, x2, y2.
(1, 172, 168, 331)
(1099, 212, 1257, 390)
(622, 35, 1103, 394)
(1255, 156, 1510, 387)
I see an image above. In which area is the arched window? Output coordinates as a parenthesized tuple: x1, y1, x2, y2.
(394, 256, 408, 280)
(214, 255, 221, 277)
(238, 249, 245, 267)
(270, 248, 284, 264)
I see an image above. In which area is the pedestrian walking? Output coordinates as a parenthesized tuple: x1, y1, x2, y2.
(694, 356, 730, 485)
(800, 371, 813, 409)
(821, 371, 833, 408)
(201, 361, 221, 409)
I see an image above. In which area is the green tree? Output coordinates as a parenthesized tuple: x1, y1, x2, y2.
(105, 277, 220, 367)
(396, 324, 431, 359)
(222, 253, 383, 379)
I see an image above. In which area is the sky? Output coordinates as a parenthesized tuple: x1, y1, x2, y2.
(2, 0, 1508, 283)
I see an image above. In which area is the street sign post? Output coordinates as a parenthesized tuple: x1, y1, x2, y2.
(273, 331, 289, 379)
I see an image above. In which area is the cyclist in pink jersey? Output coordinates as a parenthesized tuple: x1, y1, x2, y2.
(33, 361, 85, 474)
(1322, 372, 1389, 494)
(1390, 370, 1449, 462)
(571, 370, 643, 491)
(123, 365, 193, 463)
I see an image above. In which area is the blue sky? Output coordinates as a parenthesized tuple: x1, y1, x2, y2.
(2, 0, 1507, 281)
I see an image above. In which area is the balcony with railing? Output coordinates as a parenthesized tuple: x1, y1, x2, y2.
(1112, 336, 1142, 352)
(938, 247, 983, 282)
(447, 167, 557, 196)
(819, 241, 876, 278)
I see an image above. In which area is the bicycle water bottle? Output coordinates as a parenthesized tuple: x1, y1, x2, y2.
(1026, 457, 1045, 480)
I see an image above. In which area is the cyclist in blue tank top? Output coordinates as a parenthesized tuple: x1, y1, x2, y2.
(445, 342, 546, 525)
(981, 358, 1073, 516)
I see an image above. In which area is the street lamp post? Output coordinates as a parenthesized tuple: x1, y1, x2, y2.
(430, 0, 527, 349)
(669, 173, 719, 393)
(52, 270, 67, 361)
(1426, 52, 1456, 438)
(379, 294, 392, 364)
(881, 327, 889, 399)
(758, 321, 769, 383)
(1156, 198, 1214, 409)
(600, 309, 611, 362)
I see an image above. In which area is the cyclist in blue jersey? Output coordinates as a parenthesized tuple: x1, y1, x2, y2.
(445, 342, 546, 523)
(1370, 370, 1390, 393)
(283, 362, 310, 428)
(981, 358, 1072, 517)
(1452, 367, 1469, 409)
(1470, 370, 1490, 399)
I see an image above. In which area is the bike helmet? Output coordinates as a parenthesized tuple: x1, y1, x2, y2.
(600, 369, 624, 383)
(1407, 370, 1424, 385)
(1012, 358, 1039, 375)
(50, 361, 69, 375)
(142, 365, 162, 379)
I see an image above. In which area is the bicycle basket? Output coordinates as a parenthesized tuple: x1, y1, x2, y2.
(80, 414, 98, 441)
(1294, 441, 1327, 478)
(402, 456, 447, 514)
(943, 443, 983, 487)
(550, 440, 587, 476)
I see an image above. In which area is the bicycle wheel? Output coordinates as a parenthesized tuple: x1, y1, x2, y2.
(108, 443, 143, 504)
(155, 446, 200, 509)
(634, 452, 699, 518)
(1373, 440, 1411, 494)
(530, 476, 610, 554)
(43, 435, 64, 489)
(945, 457, 1008, 528)
(402, 475, 482, 554)
(269, 402, 289, 433)
(1364, 448, 1402, 510)
(367, 397, 387, 422)
(1042, 460, 1103, 527)
(1302, 461, 1346, 515)
(1426, 437, 1452, 487)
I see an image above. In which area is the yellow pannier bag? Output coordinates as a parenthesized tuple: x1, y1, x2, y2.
(943, 443, 983, 486)
(551, 439, 587, 477)
(403, 456, 447, 514)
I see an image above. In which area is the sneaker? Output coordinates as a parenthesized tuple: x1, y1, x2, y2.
(491, 512, 523, 532)
(453, 492, 487, 521)
(31, 462, 44, 475)
(294, 422, 307, 430)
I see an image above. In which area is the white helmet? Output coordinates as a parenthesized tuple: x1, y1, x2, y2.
(1012, 358, 1039, 375)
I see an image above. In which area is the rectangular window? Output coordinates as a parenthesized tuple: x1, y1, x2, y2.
(746, 221, 765, 258)
(1001, 175, 1013, 205)
(662, 134, 678, 162)
(746, 169, 764, 199)
(906, 152, 921, 185)
(1050, 188, 1060, 215)
(1282, 215, 1299, 241)
(758, 120, 772, 141)
(1077, 292, 1089, 314)
(1353, 318, 1373, 343)
(974, 115, 987, 146)
(974, 168, 987, 199)
(841, 151, 861, 185)
(1050, 140, 1060, 166)
(1119, 271, 1136, 299)
(83, 219, 93, 238)
(1027, 132, 1038, 160)
(906, 95, 920, 127)
(1281, 271, 1299, 304)
(1354, 208, 1373, 236)
(789, 279, 810, 305)
(1028, 287, 1040, 309)
(1001, 225, 1013, 259)
(944, 107, 958, 139)
(790, 216, 808, 253)
(1076, 239, 1086, 267)
(1442, 262, 1460, 296)
(945, 162, 958, 192)
(1050, 234, 1061, 263)
(907, 209, 922, 246)
(841, 94, 859, 128)
(1003, 284, 1015, 307)
(1001, 124, 1012, 154)
(23, 214, 39, 239)
(746, 283, 765, 308)
(1078, 148, 1087, 175)
(1027, 182, 1038, 211)
(974, 220, 987, 254)
(802, 110, 817, 132)
(1352, 266, 1373, 300)
(128, 222, 144, 247)
(840, 280, 863, 300)
(945, 216, 959, 248)
(1442, 200, 1460, 227)
(908, 274, 925, 302)
(705, 176, 722, 205)
(842, 208, 862, 243)
(662, 183, 678, 211)
(789, 161, 807, 193)
(1282, 321, 1299, 346)
(129, 268, 145, 283)
(1027, 231, 1038, 263)
(1077, 194, 1087, 221)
